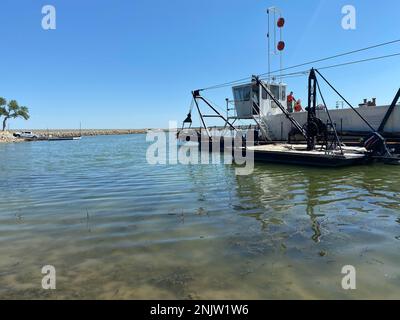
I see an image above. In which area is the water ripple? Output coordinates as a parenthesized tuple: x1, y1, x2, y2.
(1, 135, 400, 299)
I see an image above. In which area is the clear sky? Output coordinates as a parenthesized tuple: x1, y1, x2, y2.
(1, 0, 399, 129)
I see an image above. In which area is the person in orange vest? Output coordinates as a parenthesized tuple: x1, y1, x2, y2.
(287, 91, 295, 113)
(294, 99, 303, 112)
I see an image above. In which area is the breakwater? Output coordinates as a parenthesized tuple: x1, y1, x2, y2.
(19, 129, 149, 137)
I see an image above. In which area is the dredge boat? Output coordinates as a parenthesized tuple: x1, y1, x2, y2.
(231, 78, 400, 141)
(178, 68, 400, 167)
(177, 8, 400, 167)
(229, 8, 400, 141)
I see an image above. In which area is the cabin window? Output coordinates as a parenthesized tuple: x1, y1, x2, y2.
(262, 85, 280, 100)
(281, 87, 286, 101)
(252, 86, 260, 104)
(233, 86, 251, 102)
(262, 88, 269, 100)
(270, 85, 280, 100)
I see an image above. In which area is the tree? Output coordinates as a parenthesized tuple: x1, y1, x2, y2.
(0, 98, 7, 130)
(0, 98, 6, 117)
(0, 99, 30, 131)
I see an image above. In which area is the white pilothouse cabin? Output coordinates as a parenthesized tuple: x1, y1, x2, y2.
(233, 81, 286, 119)
(231, 80, 287, 140)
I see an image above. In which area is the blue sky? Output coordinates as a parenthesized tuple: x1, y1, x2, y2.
(1, 0, 399, 129)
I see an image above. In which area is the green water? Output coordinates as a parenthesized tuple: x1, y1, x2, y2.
(0, 134, 399, 299)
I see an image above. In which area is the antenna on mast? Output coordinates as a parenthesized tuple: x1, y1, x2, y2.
(267, 7, 285, 83)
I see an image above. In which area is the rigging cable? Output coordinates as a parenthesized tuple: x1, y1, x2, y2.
(317, 52, 400, 71)
(259, 52, 400, 80)
(258, 39, 400, 77)
(199, 39, 400, 91)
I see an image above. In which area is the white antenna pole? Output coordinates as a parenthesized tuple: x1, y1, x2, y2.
(273, 10, 277, 55)
(267, 8, 270, 81)
(280, 13, 283, 83)
(267, 7, 283, 83)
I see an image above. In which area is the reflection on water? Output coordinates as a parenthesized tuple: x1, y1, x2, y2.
(0, 134, 400, 299)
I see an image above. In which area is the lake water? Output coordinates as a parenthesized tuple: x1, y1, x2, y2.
(0, 134, 399, 299)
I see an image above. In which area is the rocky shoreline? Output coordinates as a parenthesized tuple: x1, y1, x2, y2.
(0, 129, 151, 143)
(0, 131, 21, 143)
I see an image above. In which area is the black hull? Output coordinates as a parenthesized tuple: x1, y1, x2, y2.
(253, 151, 367, 167)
